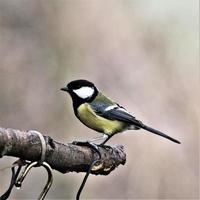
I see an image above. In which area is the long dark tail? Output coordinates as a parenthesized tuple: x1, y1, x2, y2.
(139, 123, 181, 144)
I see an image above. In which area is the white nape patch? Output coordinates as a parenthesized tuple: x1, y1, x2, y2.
(73, 86, 94, 99)
(105, 105, 118, 111)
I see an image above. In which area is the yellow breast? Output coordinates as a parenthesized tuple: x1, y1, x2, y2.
(77, 103, 124, 135)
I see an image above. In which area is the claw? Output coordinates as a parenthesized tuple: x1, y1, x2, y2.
(72, 141, 101, 160)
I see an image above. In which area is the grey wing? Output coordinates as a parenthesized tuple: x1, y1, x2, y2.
(91, 102, 143, 127)
(90, 102, 181, 144)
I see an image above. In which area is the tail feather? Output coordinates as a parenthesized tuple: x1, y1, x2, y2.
(134, 121, 181, 144)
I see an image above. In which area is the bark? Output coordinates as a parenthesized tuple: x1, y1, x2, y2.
(0, 127, 126, 175)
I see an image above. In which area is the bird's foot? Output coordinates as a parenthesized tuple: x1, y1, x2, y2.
(72, 140, 101, 160)
(99, 143, 114, 154)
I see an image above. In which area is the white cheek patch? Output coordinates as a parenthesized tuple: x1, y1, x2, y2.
(73, 86, 94, 99)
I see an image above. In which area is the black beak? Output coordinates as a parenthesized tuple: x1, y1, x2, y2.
(60, 86, 69, 92)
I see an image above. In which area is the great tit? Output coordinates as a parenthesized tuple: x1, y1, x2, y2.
(61, 79, 180, 144)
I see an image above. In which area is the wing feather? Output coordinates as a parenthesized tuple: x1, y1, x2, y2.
(90, 101, 181, 144)
(91, 102, 143, 127)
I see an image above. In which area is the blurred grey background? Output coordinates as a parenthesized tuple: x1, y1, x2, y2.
(0, 0, 199, 199)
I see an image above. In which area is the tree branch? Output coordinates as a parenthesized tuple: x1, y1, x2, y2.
(0, 127, 126, 175)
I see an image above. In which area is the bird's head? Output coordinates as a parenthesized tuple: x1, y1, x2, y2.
(61, 79, 98, 104)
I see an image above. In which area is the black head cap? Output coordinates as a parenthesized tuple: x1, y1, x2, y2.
(61, 79, 98, 108)
(69, 79, 95, 90)
(61, 79, 96, 91)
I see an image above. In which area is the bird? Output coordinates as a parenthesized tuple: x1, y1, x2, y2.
(61, 79, 180, 145)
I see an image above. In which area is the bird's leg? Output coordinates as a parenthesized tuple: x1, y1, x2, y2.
(100, 134, 112, 145)
(88, 135, 108, 143)
(98, 134, 116, 155)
